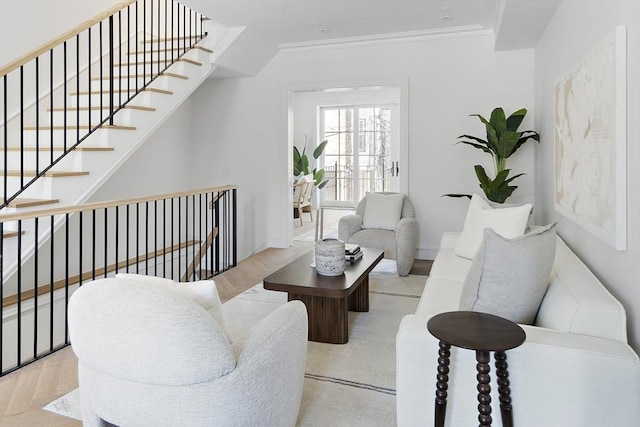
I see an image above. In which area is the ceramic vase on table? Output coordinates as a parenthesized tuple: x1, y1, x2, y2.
(315, 238, 345, 276)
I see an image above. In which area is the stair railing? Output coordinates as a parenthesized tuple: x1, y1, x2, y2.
(0, 185, 237, 376)
(0, 0, 209, 209)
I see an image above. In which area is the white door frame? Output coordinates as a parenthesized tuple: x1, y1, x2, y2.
(284, 77, 409, 247)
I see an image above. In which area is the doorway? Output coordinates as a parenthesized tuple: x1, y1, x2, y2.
(288, 81, 408, 243)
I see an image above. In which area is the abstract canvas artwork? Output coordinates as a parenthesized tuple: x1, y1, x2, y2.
(554, 26, 627, 250)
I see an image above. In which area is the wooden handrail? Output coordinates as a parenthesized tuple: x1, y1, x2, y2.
(0, 185, 236, 222)
(0, 0, 136, 77)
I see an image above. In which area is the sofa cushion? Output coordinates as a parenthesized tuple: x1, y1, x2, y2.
(428, 247, 473, 284)
(458, 223, 557, 324)
(115, 273, 233, 342)
(454, 194, 532, 259)
(362, 192, 404, 230)
(416, 278, 465, 317)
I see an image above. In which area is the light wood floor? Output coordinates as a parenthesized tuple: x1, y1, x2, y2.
(0, 241, 315, 427)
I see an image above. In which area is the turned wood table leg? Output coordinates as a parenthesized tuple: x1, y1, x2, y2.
(495, 351, 514, 427)
(434, 341, 451, 427)
(476, 350, 492, 427)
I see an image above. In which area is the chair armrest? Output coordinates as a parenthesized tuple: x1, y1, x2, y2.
(395, 217, 418, 276)
(338, 214, 363, 242)
(225, 301, 308, 426)
(396, 313, 640, 427)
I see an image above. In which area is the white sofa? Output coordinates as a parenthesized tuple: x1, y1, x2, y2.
(396, 232, 640, 427)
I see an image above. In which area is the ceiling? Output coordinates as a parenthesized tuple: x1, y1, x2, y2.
(183, 0, 561, 50)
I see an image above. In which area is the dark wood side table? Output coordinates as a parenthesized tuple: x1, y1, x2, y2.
(427, 311, 526, 427)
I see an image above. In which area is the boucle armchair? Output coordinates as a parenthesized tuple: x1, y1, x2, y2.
(68, 276, 308, 427)
(338, 192, 418, 276)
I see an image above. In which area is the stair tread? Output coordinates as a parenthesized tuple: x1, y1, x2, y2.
(48, 105, 156, 112)
(5, 146, 114, 152)
(2, 170, 89, 177)
(144, 35, 206, 42)
(129, 45, 212, 54)
(69, 88, 172, 96)
(23, 124, 136, 130)
(2, 230, 26, 238)
(7, 198, 60, 208)
(113, 58, 202, 67)
(91, 72, 188, 80)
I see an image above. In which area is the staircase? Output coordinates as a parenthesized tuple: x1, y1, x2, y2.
(0, 0, 248, 376)
(0, 0, 220, 283)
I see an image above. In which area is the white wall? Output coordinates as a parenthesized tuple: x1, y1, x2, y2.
(89, 98, 195, 201)
(189, 33, 535, 260)
(0, 0, 122, 68)
(534, 0, 640, 351)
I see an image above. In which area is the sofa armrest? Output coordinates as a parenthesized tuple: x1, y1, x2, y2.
(338, 214, 363, 242)
(396, 314, 640, 427)
(395, 217, 418, 276)
(226, 301, 308, 426)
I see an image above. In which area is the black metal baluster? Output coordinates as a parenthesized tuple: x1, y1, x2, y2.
(49, 49, 53, 164)
(145, 201, 149, 274)
(100, 22, 103, 123)
(104, 208, 108, 277)
(88, 27, 92, 131)
(115, 205, 119, 274)
(3, 76, 7, 205)
(16, 220, 22, 366)
(76, 34, 80, 143)
(126, 204, 130, 272)
(92, 209, 96, 280)
(108, 16, 114, 125)
(19, 65, 24, 188)
(164, 0, 168, 69)
(65, 213, 70, 343)
(127, 6, 130, 101)
(198, 193, 202, 280)
(135, 0, 139, 93)
(192, 194, 196, 280)
(136, 202, 140, 273)
(79, 212, 83, 286)
(49, 215, 54, 351)
(143, 0, 146, 87)
(205, 192, 209, 275)
(154, 200, 158, 275)
(118, 10, 122, 108)
(63, 42, 67, 151)
(150, 0, 154, 79)
(33, 217, 39, 359)
(35, 57, 39, 174)
(232, 188, 237, 266)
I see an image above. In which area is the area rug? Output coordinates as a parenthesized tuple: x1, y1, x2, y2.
(44, 260, 425, 426)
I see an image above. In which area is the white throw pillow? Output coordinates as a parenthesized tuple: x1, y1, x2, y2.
(454, 194, 532, 259)
(362, 192, 405, 231)
(458, 223, 557, 324)
(115, 273, 233, 342)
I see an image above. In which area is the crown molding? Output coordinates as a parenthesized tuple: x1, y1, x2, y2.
(278, 25, 493, 53)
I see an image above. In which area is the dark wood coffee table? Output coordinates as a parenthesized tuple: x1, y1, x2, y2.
(263, 247, 384, 344)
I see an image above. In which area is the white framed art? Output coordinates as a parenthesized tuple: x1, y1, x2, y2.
(554, 26, 627, 250)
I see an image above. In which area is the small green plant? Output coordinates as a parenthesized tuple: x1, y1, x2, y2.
(447, 107, 539, 203)
(293, 136, 328, 189)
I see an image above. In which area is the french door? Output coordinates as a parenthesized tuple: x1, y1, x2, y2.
(320, 105, 399, 208)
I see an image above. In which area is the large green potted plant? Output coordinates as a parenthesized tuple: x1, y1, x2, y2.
(293, 136, 328, 189)
(448, 107, 539, 203)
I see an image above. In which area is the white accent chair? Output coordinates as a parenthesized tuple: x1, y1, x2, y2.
(68, 276, 308, 427)
(338, 192, 418, 276)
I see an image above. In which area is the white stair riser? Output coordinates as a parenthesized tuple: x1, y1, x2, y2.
(1, 149, 103, 171)
(66, 88, 171, 107)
